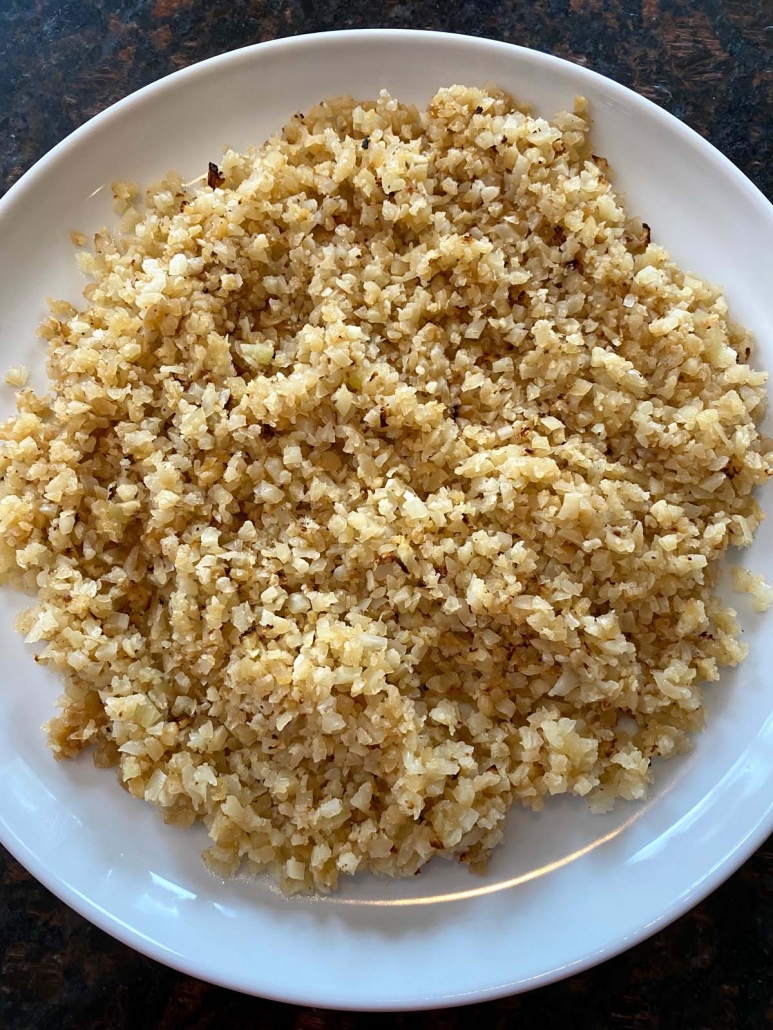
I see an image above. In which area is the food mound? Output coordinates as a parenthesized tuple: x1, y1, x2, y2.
(0, 86, 770, 892)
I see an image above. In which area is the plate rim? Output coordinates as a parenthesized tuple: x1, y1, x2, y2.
(1, 27, 772, 1011)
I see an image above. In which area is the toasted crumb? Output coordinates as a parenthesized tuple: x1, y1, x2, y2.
(0, 85, 769, 894)
(69, 230, 88, 247)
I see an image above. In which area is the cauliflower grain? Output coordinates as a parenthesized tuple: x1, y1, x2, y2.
(0, 86, 770, 893)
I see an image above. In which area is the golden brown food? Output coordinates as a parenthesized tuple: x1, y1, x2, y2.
(0, 86, 770, 892)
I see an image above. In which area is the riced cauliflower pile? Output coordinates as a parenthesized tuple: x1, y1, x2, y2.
(0, 86, 770, 892)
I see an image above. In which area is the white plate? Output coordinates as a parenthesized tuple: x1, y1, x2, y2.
(0, 29, 772, 1011)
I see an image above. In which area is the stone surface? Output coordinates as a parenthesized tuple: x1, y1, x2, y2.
(1, 1, 772, 1026)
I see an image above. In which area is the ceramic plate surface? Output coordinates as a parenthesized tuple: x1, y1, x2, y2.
(0, 29, 772, 1011)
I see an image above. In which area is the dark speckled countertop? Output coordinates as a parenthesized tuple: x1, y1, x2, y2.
(1, 2, 772, 1027)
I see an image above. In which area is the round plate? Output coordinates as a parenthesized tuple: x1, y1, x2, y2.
(0, 29, 771, 1011)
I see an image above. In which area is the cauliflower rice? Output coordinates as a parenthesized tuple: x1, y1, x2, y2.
(1, 85, 771, 892)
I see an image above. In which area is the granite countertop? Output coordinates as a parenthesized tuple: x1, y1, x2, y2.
(0, 2, 771, 1027)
